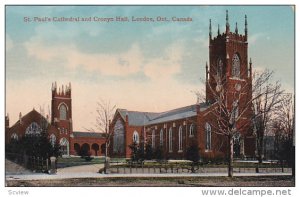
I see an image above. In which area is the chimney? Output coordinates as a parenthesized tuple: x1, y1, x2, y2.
(125, 112, 129, 123)
(19, 112, 22, 125)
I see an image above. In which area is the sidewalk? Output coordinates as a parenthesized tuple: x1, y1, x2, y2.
(6, 171, 292, 181)
(5, 159, 292, 181)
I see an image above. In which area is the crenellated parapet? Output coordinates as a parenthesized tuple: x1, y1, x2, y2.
(52, 81, 71, 98)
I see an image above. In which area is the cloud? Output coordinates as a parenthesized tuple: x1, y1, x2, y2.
(144, 43, 183, 81)
(6, 34, 14, 51)
(24, 39, 143, 77)
(248, 33, 271, 45)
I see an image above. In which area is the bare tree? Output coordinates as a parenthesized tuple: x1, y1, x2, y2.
(197, 66, 282, 177)
(87, 99, 116, 173)
(273, 93, 294, 139)
(252, 70, 284, 163)
(272, 93, 294, 171)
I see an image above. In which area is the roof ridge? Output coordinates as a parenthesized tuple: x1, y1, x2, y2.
(151, 104, 197, 120)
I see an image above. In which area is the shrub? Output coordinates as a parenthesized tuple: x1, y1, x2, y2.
(186, 143, 200, 163)
(145, 143, 153, 160)
(154, 146, 164, 161)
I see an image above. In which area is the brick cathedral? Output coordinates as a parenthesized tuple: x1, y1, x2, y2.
(5, 11, 256, 159)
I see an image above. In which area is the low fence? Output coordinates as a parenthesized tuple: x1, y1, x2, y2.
(108, 161, 292, 174)
(6, 153, 53, 173)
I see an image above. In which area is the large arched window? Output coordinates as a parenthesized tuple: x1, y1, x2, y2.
(152, 130, 155, 148)
(160, 129, 163, 146)
(232, 53, 240, 78)
(133, 130, 139, 144)
(59, 104, 67, 120)
(168, 128, 173, 152)
(178, 126, 183, 152)
(113, 119, 125, 154)
(189, 124, 195, 137)
(49, 134, 56, 147)
(205, 123, 212, 150)
(25, 122, 41, 135)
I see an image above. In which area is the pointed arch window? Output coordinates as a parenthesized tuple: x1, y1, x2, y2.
(152, 130, 156, 148)
(217, 58, 223, 79)
(178, 126, 183, 152)
(205, 123, 212, 150)
(25, 122, 41, 135)
(113, 119, 125, 154)
(59, 104, 67, 120)
(11, 133, 18, 140)
(230, 100, 239, 127)
(133, 131, 139, 144)
(50, 134, 56, 147)
(189, 124, 195, 137)
(232, 53, 240, 78)
(160, 129, 163, 146)
(60, 137, 69, 155)
(168, 127, 173, 152)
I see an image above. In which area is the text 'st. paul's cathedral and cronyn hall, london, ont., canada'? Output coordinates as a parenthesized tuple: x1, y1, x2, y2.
(6, 11, 258, 161)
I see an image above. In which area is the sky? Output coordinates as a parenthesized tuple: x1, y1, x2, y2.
(5, 5, 295, 131)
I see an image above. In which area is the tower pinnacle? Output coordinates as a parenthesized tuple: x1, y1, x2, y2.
(209, 19, 212, 40)
(245, 15, 248, 40)
(226, 10, 230, 34)
(235, 22, 238, 34)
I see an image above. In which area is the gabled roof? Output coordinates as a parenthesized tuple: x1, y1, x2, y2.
(117, 109, 160, 126)
(115, 102, 210, 126)
(9, 109, 49, 132)
(73, 131, 106, 138)
(148, 103, 209, 125)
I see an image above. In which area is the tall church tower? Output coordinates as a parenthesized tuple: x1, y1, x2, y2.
(205, 10, 254, 157)
(206, 10, 252, 105)
(51, 82, 73, 155)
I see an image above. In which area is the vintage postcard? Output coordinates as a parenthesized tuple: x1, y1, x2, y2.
(4, 4, 295, 195)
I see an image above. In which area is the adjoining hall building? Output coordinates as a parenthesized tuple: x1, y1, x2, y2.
(5, 11, 256, 159)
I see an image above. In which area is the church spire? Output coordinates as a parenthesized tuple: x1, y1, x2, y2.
(209, 19, 212, 40)
(245, 15, 248, 40)
(218, 24, 220, 35)
(226, 10, 230, 34)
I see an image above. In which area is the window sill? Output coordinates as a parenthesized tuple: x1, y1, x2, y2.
(178, 150, 183, 153)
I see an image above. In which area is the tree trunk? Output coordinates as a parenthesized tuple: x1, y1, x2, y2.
(228, 135, 233, 177)
(257, 135, 263, 164)
(104, 141, 109, 174)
